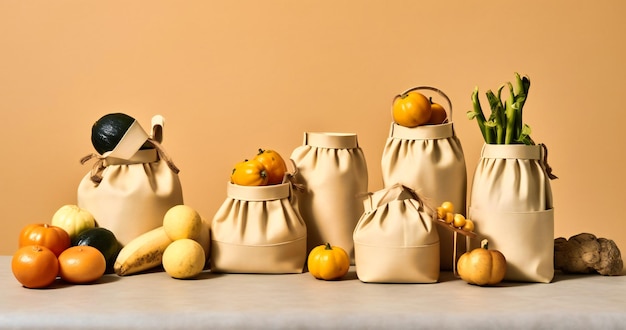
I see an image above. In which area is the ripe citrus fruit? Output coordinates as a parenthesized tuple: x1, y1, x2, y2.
(163, 205, 203, 241)
(462, 219, 475, 232)
(12, 245, 59, 289)
(253, 149, 287, 185)
(392, 91, 432, 127)
(162, 238, 205, 279)
(453, 214, 467, 228)
(19, 223, 71, 257)
(440, 201, 455, 216)
(58, 246, 106, 284)
(72, 227, 122, 273)
(426, 102, 447, 125)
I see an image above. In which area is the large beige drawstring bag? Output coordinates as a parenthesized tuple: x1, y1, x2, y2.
(290, 132, 368, 262)
(77, 115, 183, 246)
(381, 86, 467, 270)
(354, 184, 440, 283)
(210, 180, 307, 274)
(469, 143, 557, 283)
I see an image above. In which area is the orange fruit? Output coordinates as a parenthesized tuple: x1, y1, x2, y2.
(440, 201, 455, 215)
(19, 223, 71, 257)
(253, 149, 287, 185)
(12, 245, 59, 289)
(426, 102, 447, 125)
(58, 246, 106, 284)
(162, 238, 206, 279)
(392, 91, 432, 127)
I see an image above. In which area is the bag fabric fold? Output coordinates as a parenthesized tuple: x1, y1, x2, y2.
(354, 184, 440, 283)
(77, 115, 183, 246)
(210, 181, 307, 274)
(290, 132, 368, 262)
(469, 143, 556, 283)
(381, 121, 467, 270)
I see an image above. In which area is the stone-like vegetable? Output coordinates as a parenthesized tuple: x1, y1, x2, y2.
(554, 233, 623, 276)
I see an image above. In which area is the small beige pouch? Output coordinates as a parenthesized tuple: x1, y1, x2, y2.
(380, 87, 467, 270)
(210, 180, 307, 274)
(353, 184, 440, 283)
(469, 143, 557, 283)
(77, 115, 183, 246)
(290, 132, 368, 262)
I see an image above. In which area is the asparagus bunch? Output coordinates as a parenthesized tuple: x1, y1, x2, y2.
(467, 73, 534, 145)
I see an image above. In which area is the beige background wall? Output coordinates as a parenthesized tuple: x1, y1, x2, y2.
(1, 1, 625, 256)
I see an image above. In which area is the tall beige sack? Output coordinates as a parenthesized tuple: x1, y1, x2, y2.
(77, 115, 183, 246)
(469, 143, 556, 283)
(380, 87, 467, 270)
(290, 132, 368, 261)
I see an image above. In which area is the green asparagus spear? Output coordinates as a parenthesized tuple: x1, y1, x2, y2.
(485, 89, 506, 144)
(467, 86, 494, 144)
(504, 82, 517, 144)
(513, 73, 531, 144)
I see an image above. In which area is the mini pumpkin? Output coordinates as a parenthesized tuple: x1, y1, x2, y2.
(51, 204, 96, 240)
(457, 239, 506, 286)
(307, 243, 350, 280)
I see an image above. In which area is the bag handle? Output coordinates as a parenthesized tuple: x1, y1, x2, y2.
(362, 183, 435, 214)
(394, 86, 453, 122)
(151, 115, 164, 143)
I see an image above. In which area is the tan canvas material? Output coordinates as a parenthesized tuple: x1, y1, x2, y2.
(353, 184, 440, 283)
(469, 143, 556, 283)
(289, 132, 368, 262)
(210, 181, 307, 274)
(380, 87, 467, 270)
(77, 115, 183, 246)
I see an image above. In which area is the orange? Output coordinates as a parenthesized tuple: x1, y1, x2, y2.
(426, 102, 447, 125)
(253, 149, 287, 185)
(12, 245, 59, 289)
(58, 246, 106, 284)
(392, 91, 432, 127)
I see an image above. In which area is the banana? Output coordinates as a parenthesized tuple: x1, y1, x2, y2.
(114, 226, 173, 276)
(197, 217, 211, 259)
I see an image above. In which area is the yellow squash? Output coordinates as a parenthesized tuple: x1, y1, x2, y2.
(307, 243, 350, 281)
(457, 239, 506, 286)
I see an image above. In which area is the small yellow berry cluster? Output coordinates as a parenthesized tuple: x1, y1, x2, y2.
(436, 201, 475, 233)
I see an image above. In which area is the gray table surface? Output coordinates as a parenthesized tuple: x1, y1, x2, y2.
(1, 256, 625, 329)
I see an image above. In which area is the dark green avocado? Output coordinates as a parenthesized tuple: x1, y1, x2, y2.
(91, 113, 153, 154)
(91, 113, 137, 155)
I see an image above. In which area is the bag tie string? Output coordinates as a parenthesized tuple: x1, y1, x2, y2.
(285, 158, 306, 193)
(540, 143, 558, 180)
(80, 138, 180, 184)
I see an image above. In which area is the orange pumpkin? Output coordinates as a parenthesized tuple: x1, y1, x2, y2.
(19, 223, 71, 257)
(457, 239, 506, 286)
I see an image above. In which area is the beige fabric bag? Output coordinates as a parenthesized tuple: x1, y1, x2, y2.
(468, 143, 557, 283)
(380, 87, 467, 270)
(354, 184, 440, 283)
(290, 132, 368, 261)
(210, 181, 307, 274)
(77, 115, 183, 246)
